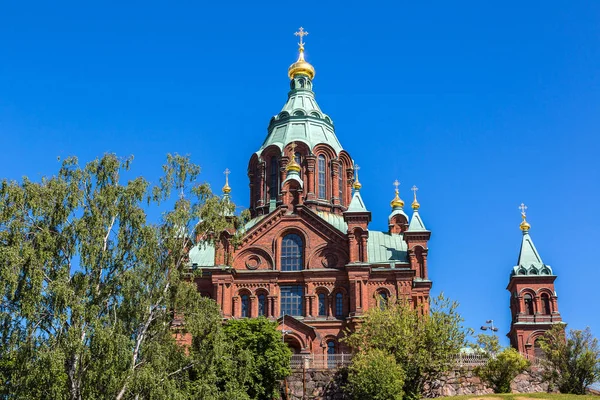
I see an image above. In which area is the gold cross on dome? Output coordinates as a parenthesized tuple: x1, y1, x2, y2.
(393, 180, 400, 191)
(289, 142, 297, 155)
(411, 185, 418, 195)
(294, 27, 309, 46)
(519, 203, 528, 217)
(224, 168, 230, 182)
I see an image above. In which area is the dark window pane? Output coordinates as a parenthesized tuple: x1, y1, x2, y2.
(258, 294, 266, 316)
(281, 234, 303, 271)
(270, 158, 279, 200)
(338, 165, 343, 206)
(524, 294, 534, 315)
(241, 295, 249, 318)
(318, 155, 326, 199)
(280, 285, 303, 317)
(335, 293, 343, 317)
(318, 293, 326, 316)
(379, 292, 388, 310)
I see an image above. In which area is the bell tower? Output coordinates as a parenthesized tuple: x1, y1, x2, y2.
(507, 204, 563, 359)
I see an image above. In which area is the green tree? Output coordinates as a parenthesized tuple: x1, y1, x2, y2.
(538, 325, 600, 394)
(344, 294, 467, 399)
(346, 348, 405, 400)
(0, 154, 249, 399)
(472, 335, 529, 393)
(223, 318, 292, 400)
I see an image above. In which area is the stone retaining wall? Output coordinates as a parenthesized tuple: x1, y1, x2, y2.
(282, 367, 551, 400)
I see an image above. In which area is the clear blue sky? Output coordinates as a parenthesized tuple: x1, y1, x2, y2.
(1, 1, 599, 344)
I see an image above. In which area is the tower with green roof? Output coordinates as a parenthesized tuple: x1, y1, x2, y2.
(186, 29, 432, 360)
(507, 204, 563, 359)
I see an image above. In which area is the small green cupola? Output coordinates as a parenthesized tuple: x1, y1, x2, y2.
(407, 185, 427, 232)
(388, 180, 409, 234)
(512, 204, 553, 276)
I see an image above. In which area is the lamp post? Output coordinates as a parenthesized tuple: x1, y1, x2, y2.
(480, 319, 499, 334)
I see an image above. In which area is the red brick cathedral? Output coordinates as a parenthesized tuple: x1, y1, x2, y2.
(507, 205, 563, 358)
(188, 30, 432, 357)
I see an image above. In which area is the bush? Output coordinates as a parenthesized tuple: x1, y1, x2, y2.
(538, 325, 600, 394)
(347, 349, 405, 400)
(344, 294, 467, 399)
(475, 347, 529, 393)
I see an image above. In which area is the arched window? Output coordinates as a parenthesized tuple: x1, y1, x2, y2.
(258, 294, 267, 317)
(318, 155, 326, 199)
(269, 157, 279, 200)
(318, 293, 326, 317)
(281, 234, 303, 271)
(534, 338, 545, 359)
(338, 164, 344, 206)
(378, 291, 388, 310)
(524, 293, 534, 315)
(327, 340, 336, 368)
(541, 293, 551, 315)
(241, 295, 250, 318)
(335, 293, 343, 317)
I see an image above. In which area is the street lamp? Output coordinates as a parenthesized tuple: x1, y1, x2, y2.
(480, 319, 499, 333)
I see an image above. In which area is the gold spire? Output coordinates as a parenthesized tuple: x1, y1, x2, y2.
(286, 142, 301, 172)
(222, 168, 231, 194)
(411, 185, 420, 210)
(519, 203, 530, 231)
(288, 27, 316, 80)
(390, 180, 404, 208)
(353, 164, 362, 190)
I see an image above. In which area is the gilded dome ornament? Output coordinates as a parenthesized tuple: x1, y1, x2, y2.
(353, 164, 362, 190)
(519, 203, 530, 232)
(222, 168, 231, 194)
(390, 180, 404, 209)
(411, 185, 420, 210)
(288, 27, 316, 80)
(286, 142, 301, 172)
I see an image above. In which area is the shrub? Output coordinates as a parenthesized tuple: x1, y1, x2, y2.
(346, 349, 405, 400)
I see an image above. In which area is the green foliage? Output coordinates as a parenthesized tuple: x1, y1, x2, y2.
(345, 294, 468, 399)
(0, 154, 251, 399)
(346, 348, 405, 400)
(538, 325, 600, 394)
(222, 318, 292, 400)
(475, 346, 529, 393)
(471, 333, 502, 355)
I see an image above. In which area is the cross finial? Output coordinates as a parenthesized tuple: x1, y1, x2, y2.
(289, 141, 297, 155)
(411, 185, 418, 197)
(294, 27, 309, 47)
(519, 202, 528, 217)
(393, 180, 400, 192)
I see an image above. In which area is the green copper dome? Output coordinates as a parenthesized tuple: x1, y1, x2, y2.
(257, 74, 343, 155)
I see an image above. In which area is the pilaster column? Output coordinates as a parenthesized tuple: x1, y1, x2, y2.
(250, 295, 257, 318)
(232, 296, 240, 318)
(273, 296, 280, 317)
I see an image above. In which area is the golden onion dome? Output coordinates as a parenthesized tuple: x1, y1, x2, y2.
(222, 183, 231, 194)
(286, 142, 301, 173)
(353, 179, 362, 191)
(390, 190, 404, 209)
(411, 198, 420, 210)
(288, 45, 315, 80)
(286, 159, 301, 173)
(520, 216, 530, 232)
